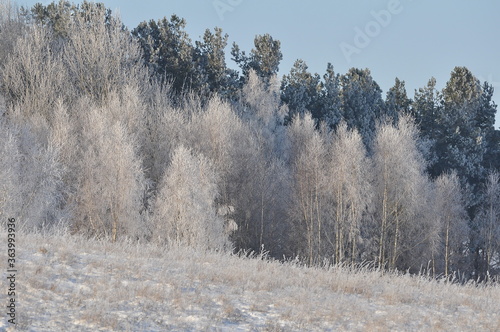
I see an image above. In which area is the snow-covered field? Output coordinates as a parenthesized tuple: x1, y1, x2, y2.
(1, 231, 499, 331)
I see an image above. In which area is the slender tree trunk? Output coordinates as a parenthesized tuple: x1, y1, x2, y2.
(259, 192, 264, 252)
(350, 208, 357, 264)
(307, 213, 313, 266)
(111, 208, 118, 243)
(316, 182, 322, 261)
(300, 182, 313, 266)
(111, 169, 120, 243)
(379, 183, 388, 268)
(486, 203, 494, 275)
(444, 218, 450, 278)
(308, 193, 315, 265)
(392, 209, 400, 269)
(431, 252, 435, 278)
(336, 186, 343, 264)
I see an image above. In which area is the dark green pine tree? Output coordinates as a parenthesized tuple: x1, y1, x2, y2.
(385, 77, 412, 124)
(340, 68, 385, 147)
(412, 77, 440, 137)
(280, 59, 321, 123)
(478, 82, 499, 171)
(24, 0, 73, 39)
(411, 77, 441, 169)
(132, 15, 197, 94)
(414, 68, 497, 279)
(317, 63, 342, 129)
(193, 27, 239, 99)
(436, 67, 493, 194)
(231, 33, 282, 85)
(23, 1, 113, 41)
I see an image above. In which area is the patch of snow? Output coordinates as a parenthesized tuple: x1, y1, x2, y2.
(0, 231, 498, 331)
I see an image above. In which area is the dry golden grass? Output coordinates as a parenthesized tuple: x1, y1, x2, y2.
(2, 230, 499, 331)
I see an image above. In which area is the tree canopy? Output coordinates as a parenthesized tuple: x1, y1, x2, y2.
(1, 0, 499, 280)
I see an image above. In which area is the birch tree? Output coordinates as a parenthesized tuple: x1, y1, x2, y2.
(372, 115, 429, 269)
(74, 107, 146, 241)
(1, 25, 66, 119)
(227, 70, 290, 256)
(0, 117, 64, 231)
(288, 113, 328, 265)
(64, 5, 145, 103)
(328, 122, 372, 264)
(0, 0, 25, 69)
(434, 172, 468, 277)
(476, 171, 500, 275)
(152, 146, 229, 250)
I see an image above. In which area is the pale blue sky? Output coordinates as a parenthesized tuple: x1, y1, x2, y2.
(24, 0, 500, 127)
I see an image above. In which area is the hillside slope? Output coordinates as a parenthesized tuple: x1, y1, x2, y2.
(1, 231, 499, 331)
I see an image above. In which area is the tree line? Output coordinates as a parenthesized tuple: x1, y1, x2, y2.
(0, 0, 499, 280)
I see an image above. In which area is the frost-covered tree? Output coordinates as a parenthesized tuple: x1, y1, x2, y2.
(280, 59, 321, 122)
(232, 149, 291, 256)
(187, 96, 259, 251)
(436, 67, 488, 190)
(0, 0, 26, 70)
(2, 1, 146, 117)
(0, 117, 64, 231)
(46, 99, 78, 210)
(189, 96, 246, 193)
(22, 0, 75, 39)
(341, 68, 385, 147)
(372, 115, 430, 269)
(281, 62, 341, 128)
(288, 113, 328, 265)
(193, 27, 238, 98)
(231, 33, 282, 84)
(132, 15, 195, 94)
(478, 82, 499, 171)
(240, 69, 287, 154)
(1, 25, 66, 119)
(328, 122, 372, 264)
(74, 106, 147, 241)
(475, 171, 500, 276)
(227, 70, 291, 256)
(0, 119, 22, 225)
(434, 172, 469, 277)
(412, 77, 440, 134)
(152, 146, 229, 250)
(411, 77, 441, 169)
(319, 63, 342, 129)
(65, 6, 145, 104)
(385, 78, 411, 123)
(142, 83, 186, 187)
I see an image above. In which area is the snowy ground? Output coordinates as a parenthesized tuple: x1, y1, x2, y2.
(1, 231, 499, 331)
